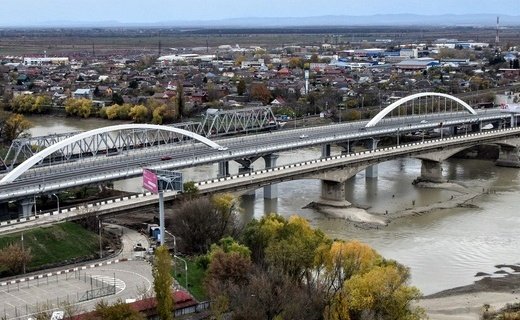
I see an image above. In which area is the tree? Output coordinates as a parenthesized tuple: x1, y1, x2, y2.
(64, 98, 93, 118)
(168, 195, 241, 254)
(264, 215, 328, 282)
(111, 92, 125, 105)
(226, 268, 325, 320)
(250, 83, 271, 104)
(0, 242, 32, 275)
(129, 104, 149, 122)
(344, 264, 423, 320)
(3, 113, 32, 143)
(237, 79, 246, 96)
(182, 181, 199, 198)
(153, 245, 174, 320)
(92, 299, 145, 320)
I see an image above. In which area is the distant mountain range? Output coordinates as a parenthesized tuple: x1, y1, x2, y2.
(7, 14, 520, 28)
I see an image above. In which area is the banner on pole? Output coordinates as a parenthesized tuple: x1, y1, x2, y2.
(143, 169, 158, 194)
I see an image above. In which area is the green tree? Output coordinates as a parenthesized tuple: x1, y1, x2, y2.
(153, 245, 174, 320)
(237, 79, 246, 96)
(111, 92, 124, 105)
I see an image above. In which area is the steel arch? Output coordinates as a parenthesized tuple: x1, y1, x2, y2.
(365, 92, 477, 127)
(0, 124, 224, 184)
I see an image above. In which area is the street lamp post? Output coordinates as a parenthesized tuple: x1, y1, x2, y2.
(52, 193, 60, 213)
(21, 233, 25, 274)
(174, 255, 188, 289)
(97, 216, 103, 258)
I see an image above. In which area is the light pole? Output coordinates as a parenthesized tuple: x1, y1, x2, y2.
(52, 193, 60, 213)
(21, 233, 25, 274)
(97, 215, 103, 258)
(164, 230, 177, 255)
(174, 255, 188, 289)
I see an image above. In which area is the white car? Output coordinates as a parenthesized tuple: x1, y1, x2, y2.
(420, 120, 428, 124)
(299, 134, 308, 139)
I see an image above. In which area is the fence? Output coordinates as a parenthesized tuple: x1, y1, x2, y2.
(1, 270, 116, 320)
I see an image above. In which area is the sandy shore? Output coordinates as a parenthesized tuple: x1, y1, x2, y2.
(418, 269, 520, 319)
(306, 181, 482, 228)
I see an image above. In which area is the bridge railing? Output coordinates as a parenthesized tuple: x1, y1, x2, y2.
(3, 127, 520, 228)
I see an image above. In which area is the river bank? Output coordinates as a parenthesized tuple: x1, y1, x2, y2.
(418, 267, 520, 320)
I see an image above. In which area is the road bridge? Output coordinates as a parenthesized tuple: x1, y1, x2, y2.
(1, 92, 520, 216)
(2, 126, 520, 234)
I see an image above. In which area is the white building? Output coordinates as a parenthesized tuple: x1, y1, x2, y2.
(23, 57, 69, 66)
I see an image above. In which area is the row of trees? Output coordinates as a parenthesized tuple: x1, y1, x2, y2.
(5, 94, 52, 114)
(99, 99, 178, 124)
(168, 194, 423, 320)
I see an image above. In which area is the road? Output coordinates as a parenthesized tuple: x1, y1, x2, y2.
(0, 225, 154, 320)
(0, 109, 512, 202)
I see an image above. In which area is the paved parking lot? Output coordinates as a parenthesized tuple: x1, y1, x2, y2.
(0, 260, 153, 319)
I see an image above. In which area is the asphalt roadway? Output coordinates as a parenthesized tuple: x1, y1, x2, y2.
(0, 226, 153, 320)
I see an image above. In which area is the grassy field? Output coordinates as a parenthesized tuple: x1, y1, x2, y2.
(0, 222, 100, 275)
(173, 257, 207, 301)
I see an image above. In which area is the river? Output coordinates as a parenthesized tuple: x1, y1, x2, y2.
(29, 117, 520, 295)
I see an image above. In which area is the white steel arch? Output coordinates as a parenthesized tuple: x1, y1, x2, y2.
(0, 124, 224, 184)
(365, 92, 477, 127)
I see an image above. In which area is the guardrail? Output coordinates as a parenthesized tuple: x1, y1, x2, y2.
(3, 127, 520, 230)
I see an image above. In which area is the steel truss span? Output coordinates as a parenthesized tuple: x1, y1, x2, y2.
(365, 92, 478, 127)
(0, 124, 223, 184)
(2, 122, 204, 170)
(202, 106, 278, 137)
(2, 106, 277, 168)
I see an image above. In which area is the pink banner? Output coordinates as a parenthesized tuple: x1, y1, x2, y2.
(143, 169, 158, 194)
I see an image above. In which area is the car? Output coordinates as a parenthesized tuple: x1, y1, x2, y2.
(420, 120, 428, 124)
(160, 156, 172, 161)
(217, 146, 228, 151)
(299, 134, 308, 139)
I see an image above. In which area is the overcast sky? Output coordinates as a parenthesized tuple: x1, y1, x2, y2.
(1, 0, 519, 25)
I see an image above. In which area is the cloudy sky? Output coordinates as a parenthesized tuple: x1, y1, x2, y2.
(1, 0, 519, 25)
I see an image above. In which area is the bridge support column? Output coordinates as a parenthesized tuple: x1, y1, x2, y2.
(239, 166, 256, 196)
(218, 161, 230, 178)
(320, 180, 349, 204)
(496, 146, 520, 168)
(263, 154, 279, 199)
(417, 159, 444, 183)
(365, 139, 379, 179)
(321, 144, 331, 158)
(18, 198, 34, 218)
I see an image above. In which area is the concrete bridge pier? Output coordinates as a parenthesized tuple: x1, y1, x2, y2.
(321, 144, 331, 158)
(218, 161, 230, 178)
(496, 145, 520, 168)
(238, 166, 256, 196)
(263, 154, 279, 199)
(418, 159, 444, 183)
(18, 198, 35, 218)
(365, 139, 379, 179)
(319, 180, 352, 207)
